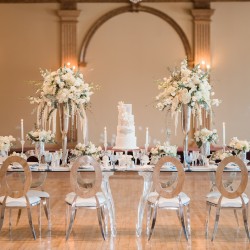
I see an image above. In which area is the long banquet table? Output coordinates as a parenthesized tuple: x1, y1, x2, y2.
(5, 163, 250, 238)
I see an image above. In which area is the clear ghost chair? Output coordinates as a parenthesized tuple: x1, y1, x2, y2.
(0, 156, 41, 239)
(146, 156, 191, 241)
(205, 156, 250, 241)
(65, 155, 108, 240)
(16, 150, 51, 230)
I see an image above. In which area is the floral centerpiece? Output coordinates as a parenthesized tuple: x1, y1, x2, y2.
(210, 150, 233, 162)
(10, 151, 28, 160)
(71, 142, 102, 160)
(26, 129, 55, 143)
(194, 128, 218, 148)
(0, 135, 16, 156)
(155, 59, 220, 127)
(228, 137, 250, 155)
(150, 143, 178, 164)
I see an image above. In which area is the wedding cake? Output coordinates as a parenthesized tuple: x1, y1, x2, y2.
(113, 102, 138, 150)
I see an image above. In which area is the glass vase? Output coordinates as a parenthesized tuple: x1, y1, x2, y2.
(200, 141, 210, 166)
(59, 104, 69, 167)
(239, 151, 247, 163)
(181, 104, 191, 169)
(35, 141, 45, 165)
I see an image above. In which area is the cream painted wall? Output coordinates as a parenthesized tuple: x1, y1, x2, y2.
(211, 3, 250, 146)
(77, 3, 192, 147)
(0, 4, 60, 149)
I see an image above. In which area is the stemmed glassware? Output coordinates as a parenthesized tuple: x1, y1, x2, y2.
(45, 151, 53, 170)
(132, 150, 140, 166)
(110, 154, 117, 170)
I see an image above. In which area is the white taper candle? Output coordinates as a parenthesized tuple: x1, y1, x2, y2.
(21, 119, 24, 141)
(146, 127, 149, 145)
(104, 127, 107, 146)
(222, 122, 226, 146)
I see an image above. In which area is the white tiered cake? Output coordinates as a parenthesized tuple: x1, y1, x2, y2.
(113, 102, 138, 150)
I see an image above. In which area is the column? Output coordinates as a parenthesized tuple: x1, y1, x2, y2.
(191, 8, 214, 129)
(57, 9, 81, 67)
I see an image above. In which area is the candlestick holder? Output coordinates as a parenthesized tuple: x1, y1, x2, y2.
(104, 143, 108, 152)
(21, 140, 25, 154)
(223, 144, 226, 153)
(145, 144, 149, 154)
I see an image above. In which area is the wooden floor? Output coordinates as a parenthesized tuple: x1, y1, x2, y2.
(0, 172, 250, 249)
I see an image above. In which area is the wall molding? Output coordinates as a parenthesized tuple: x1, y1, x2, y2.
(79, 4, 193, 67)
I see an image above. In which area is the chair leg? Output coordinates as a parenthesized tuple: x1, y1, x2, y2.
(205, 203, 211, 238)
(186, 204, 191, 238)
(211, 206, 221, 241)
(103, 205, 109, 237)
(242, 206, 250, 239)
(179, 204, 189, 241)
(148, 205, 158, 241)
(44, 198, 52, 230)
(97, 207, 106, 240)
(234, 209, 239, 227)
(65, 206, 76, 241)
(37, 203, 41, 238)
(16, 209, 22, 226)
(27, 207, 36, 240)
(146, 203, 152, 236)
(9, 208, 12, 240)
(0, 205, 6, 233)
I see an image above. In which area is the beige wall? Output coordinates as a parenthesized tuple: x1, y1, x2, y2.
(0, 2, 249, 150)
(211, 2, 250, 146)
(0, 3, 60, 149)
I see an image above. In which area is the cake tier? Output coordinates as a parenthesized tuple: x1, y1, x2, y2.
(113, 135, 138, 150)
(117, 125, 135, 134)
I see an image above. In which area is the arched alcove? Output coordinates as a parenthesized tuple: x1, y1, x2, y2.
(78, 5, 192, 146)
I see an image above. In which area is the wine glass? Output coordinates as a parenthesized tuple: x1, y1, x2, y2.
(110, 154, 117, 170)
(45, 151, 52, 170)
(116, 152, 123, 166)
(132, 150, 140, 166)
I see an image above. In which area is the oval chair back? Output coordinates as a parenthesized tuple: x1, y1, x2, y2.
(216, 156, 248, 199)
(153, 156, 185, 199)
(70, 155, 102, 199)
(0, 156, 31, 198)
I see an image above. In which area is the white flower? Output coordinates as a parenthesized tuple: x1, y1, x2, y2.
(155, 59, 220, 128)
(27, 130, 55, 143)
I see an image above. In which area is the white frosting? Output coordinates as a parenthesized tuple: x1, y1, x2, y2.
(113, 102, 138, 150)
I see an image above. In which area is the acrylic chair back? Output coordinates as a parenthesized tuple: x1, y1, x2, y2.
(0, 156, 32, 198)
(153, 156, 185, 199)
(70, 155, 102, 199)
(216, 156, 248, 199)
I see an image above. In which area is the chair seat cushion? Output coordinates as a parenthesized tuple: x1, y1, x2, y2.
(65, 192, 106, 207)
(0, 195, 41, 207)
(27, 190, 50, 198)
(206, 191, 249, 207)
(147, 192, 190, 208)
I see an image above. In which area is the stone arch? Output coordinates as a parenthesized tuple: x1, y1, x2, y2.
(79, 4, 193, 67)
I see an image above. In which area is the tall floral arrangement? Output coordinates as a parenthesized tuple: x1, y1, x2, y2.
(155, 59, 220, 129)
(194, 128, 218, 148)
(29, 65, 94, 141)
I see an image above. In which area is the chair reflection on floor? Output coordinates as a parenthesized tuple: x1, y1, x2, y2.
(205, 156, 250, 241)
(146, 156, 191, 241)
(65, 155, 108, 240)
